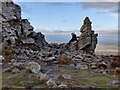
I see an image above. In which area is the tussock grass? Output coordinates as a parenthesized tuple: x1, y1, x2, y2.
(58, 54, 73, 65)
(2, 43, 16, 62)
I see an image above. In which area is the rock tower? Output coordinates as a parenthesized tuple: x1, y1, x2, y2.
(78, 17, 98, 54)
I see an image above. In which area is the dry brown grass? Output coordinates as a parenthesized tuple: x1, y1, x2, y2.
(2, 43, 16, 62)
(109, 60, 120, 69)
(109, 58, 120, 75)
(57, 54, 73, 65)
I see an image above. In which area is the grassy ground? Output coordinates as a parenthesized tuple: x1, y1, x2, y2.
(1, 65, 119, 89)
(58, 65, 119, 88)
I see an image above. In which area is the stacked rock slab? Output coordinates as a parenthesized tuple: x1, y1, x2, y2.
(1, 1, 48, 46)
(78, 17, 98, 54)
(2, 1, 22, 44)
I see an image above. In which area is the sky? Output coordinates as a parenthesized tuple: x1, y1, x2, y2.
(12, 0, 119, 54)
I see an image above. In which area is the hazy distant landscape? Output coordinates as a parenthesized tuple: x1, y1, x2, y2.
(42, 32, 118, 55)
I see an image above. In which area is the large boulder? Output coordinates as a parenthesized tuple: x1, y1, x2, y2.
(26, 62, 41, 74)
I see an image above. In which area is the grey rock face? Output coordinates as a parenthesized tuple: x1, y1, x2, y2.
(1, 1, 48, 47)
(2, 2, 21, 21)
(30, 32, 48, 47)
(68, 41, 78, 52)
(21, 19, 34, 36)
(66, 17, 98, 54)
(21, 38, 35, 45)
(78, 17, 98, 54)
(2, 2, 22, 44)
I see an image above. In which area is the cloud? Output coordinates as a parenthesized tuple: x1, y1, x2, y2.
(80, 2, 117, 9)
(36, 28, 118, 36)
(80, 2, 119, 17)
(97, 9, 119, 17)
(96, 29, 118, 35)
(36, 29, 79, 35)
(12, 0, 119, 2)
(47, 2, 78, 6)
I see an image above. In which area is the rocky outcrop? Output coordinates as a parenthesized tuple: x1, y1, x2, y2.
(78, 17, 98, 54)
(1, 1, 119, 89)
(1, 1, 48, 47)
(67, 17, 98, 55)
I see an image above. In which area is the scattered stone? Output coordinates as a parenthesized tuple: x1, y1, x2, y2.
(26, 62, 41, 74)
(12, 68, 20, 73)
(21, 38, 35, 45)
(69, 64, 76, 68)
(62, 74, 72, 79)
(111, 80, 120, 84)
(90, 62, 97, 69)
(76, 63, 88, 70)
(53, 61, 59, 64)
(0, 55, 5, 61)
(46, 78, 57, 87)
(102, 71, 107, 75)
(17, 54, 28, 60)
(0, 62, 2, 65)
(75, 55, 83, 59)
(42, 57, 56, 62)
(58, 82, 68, 88)
(37, 72, 49, 81)
(11, 59, 16, 63)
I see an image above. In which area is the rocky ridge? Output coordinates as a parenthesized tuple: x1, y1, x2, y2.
(0, 0, 120, 89)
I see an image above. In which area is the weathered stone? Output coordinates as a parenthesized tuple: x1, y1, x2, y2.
(21, 19, 34, 36)
(21, 38, 35, 45)
(2, 2, 21, 21)
(12, 67, 20, 73)
(37, 72, 49, 81)
(0, 55, 5, 61)
(17, 54, 28, 60)
(46, 78, 57, 87)
(27, 31, 48, 48)
(26, 62, 41, 74)
(111, 80, 120, 84)
(75, 55, 83, 59)
(43, 57, 56, 62)
(76, 63, 88, 70)
(68, 41, 78, 52)
(78, 17, 98, 54)
(69, 64, 76, 68)
(1, 1, 48, 48)
(1, 2, 22, 44)
(61, 74, 72, 79)
(58, 83, 68, 88)
(90, 62, 97, 69)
